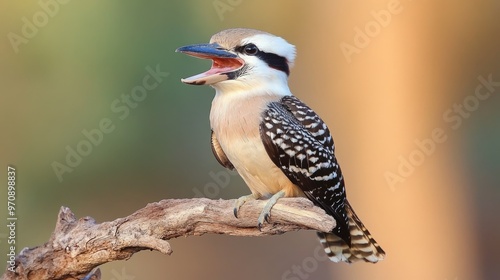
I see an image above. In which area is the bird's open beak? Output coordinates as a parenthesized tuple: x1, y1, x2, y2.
(176, 43, 244, 85)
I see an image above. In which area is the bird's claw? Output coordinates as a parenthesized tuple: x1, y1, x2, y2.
(257, 212, 268, 231)
(233, 194, 257, 218)
(256, 190, 285, 231)
(257, 212, 272, 231)
(233, 191, 285, 230)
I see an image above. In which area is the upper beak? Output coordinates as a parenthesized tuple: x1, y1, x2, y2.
(176, 43, 244, 85)
(176, 43, 237, 58)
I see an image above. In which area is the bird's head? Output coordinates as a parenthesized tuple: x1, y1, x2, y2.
(176, 28, 296, 94)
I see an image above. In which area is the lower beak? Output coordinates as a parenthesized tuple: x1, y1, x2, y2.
(176, 43, 244, 85)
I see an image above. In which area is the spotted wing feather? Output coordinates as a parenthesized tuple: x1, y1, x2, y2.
(260, 96, 350, 244)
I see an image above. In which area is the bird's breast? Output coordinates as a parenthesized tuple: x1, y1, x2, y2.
(209, 93, 302, 198)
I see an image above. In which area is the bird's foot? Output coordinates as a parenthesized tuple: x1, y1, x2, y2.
(257, 190, 285, 230)
(233, 194, 258, 218)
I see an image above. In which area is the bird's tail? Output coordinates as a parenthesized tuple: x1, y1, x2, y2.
(317, 201, 385, 263)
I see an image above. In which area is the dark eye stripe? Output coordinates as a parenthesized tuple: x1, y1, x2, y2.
(255, 51, 289, 76)
(235, 45, 290, 76)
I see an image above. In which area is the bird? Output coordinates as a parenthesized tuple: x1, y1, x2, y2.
(176, 28, 385, 263)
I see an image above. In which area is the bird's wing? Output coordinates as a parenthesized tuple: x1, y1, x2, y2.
(260, 95, 350, 243)
(211, 130, 234, 170)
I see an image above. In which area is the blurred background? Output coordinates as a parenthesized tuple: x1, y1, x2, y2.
(1, 0, 499, 279)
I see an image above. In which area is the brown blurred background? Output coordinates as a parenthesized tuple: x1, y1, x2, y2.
(1, 0, 499, 279)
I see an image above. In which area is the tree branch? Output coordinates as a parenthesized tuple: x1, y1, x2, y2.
(1, 197, 335, 280)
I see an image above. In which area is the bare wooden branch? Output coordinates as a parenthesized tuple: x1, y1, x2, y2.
(1, 198, 335, 280)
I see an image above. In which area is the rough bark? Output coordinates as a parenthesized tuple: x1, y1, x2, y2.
(1, 197, 335, 280)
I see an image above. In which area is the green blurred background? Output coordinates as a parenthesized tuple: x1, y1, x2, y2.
(1, 0, 499, 279)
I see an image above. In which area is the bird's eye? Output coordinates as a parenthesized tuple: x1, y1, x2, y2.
(243, 43, 259, 55)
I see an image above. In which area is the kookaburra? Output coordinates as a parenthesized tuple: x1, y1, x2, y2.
(177, 28, 385, 263)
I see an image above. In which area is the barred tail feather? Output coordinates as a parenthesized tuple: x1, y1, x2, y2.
(317, 201, 385, 263)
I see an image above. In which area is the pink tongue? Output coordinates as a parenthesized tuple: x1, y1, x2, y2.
(182, 61, 232, 82)
(182, 63, 226, 83)
(180, 57, 243, 85)
(205, 63, 235, 75)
